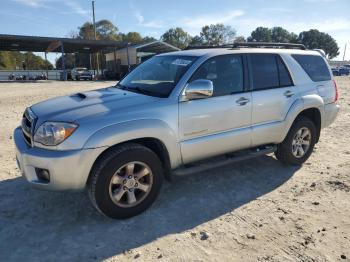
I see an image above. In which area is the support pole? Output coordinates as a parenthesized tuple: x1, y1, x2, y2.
(113, 47, 117, 71)
(343, 43, 347, 62)
(92, 1, 99, 78)
(60, 43, 67, 81)
(126, 43, 131, 73)
(44, 52, 48, 80)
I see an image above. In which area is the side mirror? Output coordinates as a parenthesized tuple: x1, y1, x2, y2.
(183, 79, 213, 101)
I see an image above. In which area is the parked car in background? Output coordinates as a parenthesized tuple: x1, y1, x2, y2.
(339, 66, 350, 76)
(331, 67, 340, 76)
(71, 67, 93, 81)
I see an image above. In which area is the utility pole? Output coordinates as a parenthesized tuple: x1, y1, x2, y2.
(92, 0, 99, 79)
(343, 43, 347, 61)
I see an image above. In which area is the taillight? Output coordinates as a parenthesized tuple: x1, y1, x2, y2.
(333, 79, 339, 102)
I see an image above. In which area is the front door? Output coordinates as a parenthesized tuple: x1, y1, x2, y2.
(179, 54, 252, 164)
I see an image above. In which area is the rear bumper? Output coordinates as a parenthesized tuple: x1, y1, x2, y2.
(14, 126, 106, 191)
(323, 103, 340, 128)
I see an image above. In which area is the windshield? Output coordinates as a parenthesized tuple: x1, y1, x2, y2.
(117, 55, 197, 97)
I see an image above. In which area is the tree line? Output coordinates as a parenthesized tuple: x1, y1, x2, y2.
(0, 19, 340, 70)
(0, 51, 53, 70)
(58, 20, 339, 70)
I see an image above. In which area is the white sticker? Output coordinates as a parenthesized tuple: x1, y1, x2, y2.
(172, 59, 192, 66)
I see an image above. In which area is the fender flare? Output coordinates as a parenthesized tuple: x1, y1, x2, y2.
(281, 94, 324, 141)
(83, 119, 182, 169)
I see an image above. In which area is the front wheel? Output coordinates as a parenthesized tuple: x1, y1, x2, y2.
(88, 144, 163, 219)
(275, 117, 316, 165)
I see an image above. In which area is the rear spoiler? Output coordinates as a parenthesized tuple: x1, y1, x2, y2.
(313, 49, 326, 58)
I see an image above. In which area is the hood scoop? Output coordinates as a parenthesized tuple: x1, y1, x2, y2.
(75, 92, 87, 99)
(70, 88, 126, 101)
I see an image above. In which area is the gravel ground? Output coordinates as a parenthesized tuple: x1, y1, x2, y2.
(0, 79, 349, 262)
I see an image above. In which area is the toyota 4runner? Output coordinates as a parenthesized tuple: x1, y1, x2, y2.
(14, 43, 340, 219)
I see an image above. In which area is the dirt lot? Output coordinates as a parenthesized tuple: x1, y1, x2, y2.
(0, 79, 349, 261)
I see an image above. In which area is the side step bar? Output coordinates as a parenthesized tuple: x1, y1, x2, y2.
(173, 145, 277, 176)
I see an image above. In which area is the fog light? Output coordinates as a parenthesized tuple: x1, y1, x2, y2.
(35, 168, 50, 183)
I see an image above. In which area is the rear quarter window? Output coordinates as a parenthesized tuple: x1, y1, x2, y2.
(292, 54, 331, 82)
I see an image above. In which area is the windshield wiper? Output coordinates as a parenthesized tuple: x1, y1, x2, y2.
(115, 83, 166, 97)
(131, 87, 166, 97)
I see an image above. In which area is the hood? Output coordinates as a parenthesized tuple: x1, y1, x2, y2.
(30, 87, 160, 122)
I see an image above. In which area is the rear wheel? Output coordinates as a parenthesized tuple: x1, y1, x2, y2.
(88, 143, 163, 219)
(275, 117, 316, 165)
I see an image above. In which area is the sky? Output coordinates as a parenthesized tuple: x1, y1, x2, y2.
(0, 0, 349, 65)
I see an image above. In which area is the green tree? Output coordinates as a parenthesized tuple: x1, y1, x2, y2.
(234, 36, 246, 43)
(143, 36, 158, 43)
(78, 22, 95, 40)
(271, 27, 298, 43)
(248, 27, 272, 42)
(78, 20, 121, 41)
(122, 32, 143, 44)
(161, 27, 192, 49)
(189, 35, 204, 46)
(200, 24, 236, 45)
(0, 51, 53, 70)
(55, 54, 76, 69)
(298, 29, 339, 59)
(96, 19, 121, 41)
(0, 52, 14, 69)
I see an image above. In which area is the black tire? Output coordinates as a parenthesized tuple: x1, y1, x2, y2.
(275, 116, 317, 165)
(88, 143, 163, 219)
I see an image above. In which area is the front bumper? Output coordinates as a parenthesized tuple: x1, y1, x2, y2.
(14, 127, 106, 191)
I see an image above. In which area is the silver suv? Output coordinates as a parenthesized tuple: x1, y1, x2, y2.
(14, 43, 339, 219)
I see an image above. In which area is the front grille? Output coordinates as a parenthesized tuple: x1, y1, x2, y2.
(21, 108, 37, 146)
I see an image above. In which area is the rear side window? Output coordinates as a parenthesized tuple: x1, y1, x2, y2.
(277, 56, 293, 87)
(292, 54, 331, 82)
(250, 54, 293, 90)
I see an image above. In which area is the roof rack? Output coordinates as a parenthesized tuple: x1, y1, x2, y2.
(232, 42, 306, 50)
(186, 42, 307, 50)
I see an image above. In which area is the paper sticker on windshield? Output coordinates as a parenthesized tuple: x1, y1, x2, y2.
(172, 59, 192, 66)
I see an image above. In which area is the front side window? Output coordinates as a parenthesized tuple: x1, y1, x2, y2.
(118, 55, 197, 97)
(190, 55, 244, 96)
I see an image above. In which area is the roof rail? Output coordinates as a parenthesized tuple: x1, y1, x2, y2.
(185, 42, 307, 50)
(232, 42, 307, 50)
(185, 44, 232, 50)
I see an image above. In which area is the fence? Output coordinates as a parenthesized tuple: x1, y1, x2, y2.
(0, 70, 95, 81)
(0, 70, 62, 81)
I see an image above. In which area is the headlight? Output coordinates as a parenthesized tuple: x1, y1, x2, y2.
(34, 122, 78, 146)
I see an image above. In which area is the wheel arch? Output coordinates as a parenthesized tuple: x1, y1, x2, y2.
(295, 108, 322, 142)
(88, 137, 172, 183)
(282, 95, 324, 143)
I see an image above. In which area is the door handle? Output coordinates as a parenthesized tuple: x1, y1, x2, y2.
(284, 90, 294, 98)
(236, 97, 250, 105)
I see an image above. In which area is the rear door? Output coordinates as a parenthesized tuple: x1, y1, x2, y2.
(179, 54, 252, 163)
(249, 53, 298, 146)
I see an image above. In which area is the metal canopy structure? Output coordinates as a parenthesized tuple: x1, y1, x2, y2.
(0, 34, 128, 80)
(0, 35, 180, 80)
(134, 41, 180, 53)
(0, 34, 125, 53)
